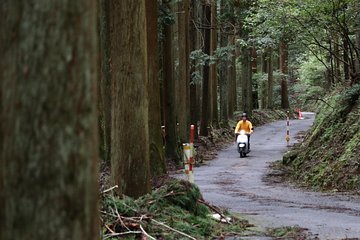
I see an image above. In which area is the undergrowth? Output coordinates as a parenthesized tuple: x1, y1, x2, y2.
(101, 179, 252, 239)
(282, 84, 360, 192)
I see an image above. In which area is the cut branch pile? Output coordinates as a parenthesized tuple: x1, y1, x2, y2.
(100, 179, 251, 239)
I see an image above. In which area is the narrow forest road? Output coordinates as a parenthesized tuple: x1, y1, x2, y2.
(187, 113, 360, 239)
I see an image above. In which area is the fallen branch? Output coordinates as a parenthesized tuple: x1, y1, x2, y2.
(198, 199, 231, 224)
(102, 185, 118, 194)
(151, 219, 197, 240)
(103, 231, 142, 240)
(140, 224, 156, 240)
(104, 224, 116, 234)
(113, 203, 130, 231)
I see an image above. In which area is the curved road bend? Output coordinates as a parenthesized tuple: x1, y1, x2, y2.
(185, 113, 360, 239)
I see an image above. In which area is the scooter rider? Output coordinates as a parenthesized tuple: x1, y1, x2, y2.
(234, 113, 254, 151)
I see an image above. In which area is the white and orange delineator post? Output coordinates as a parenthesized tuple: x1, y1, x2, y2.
(286, 111, 290, 146)
(183, 125, 195, 183)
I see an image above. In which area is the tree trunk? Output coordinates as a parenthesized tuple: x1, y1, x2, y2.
(163, 7, 180, 161)
(99, 0, 112, 162)
(267, 48, 274, 109)
(177, 0, 190, 141)
(355, 12, 360, 85)
(219, 42, 229, 126)
(200, 3, 211, 136)
(343, 37, 350, 81)
(334, 37, 341, 82)
(0, 1, 99, 239)
(251, 47, 258, 109)
(189, 0, 200, 139)
(259, 52, 268, 109)
(219, 0, 229, 127)
(209, 1, 218, 127)
(240, 48, 253, 115)
(109, 0, 150, 198)
(279, 40, 290, 109)
(146, 0, 166, 176)
(228, 36, 236, 119)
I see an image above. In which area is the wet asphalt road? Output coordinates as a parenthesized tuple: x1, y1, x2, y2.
(189, 113, 360, 239)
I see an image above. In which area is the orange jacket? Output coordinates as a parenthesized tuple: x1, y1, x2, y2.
(235, 120, 253, 134)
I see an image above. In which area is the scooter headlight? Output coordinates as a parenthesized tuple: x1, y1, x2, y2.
(239, 143, 245, 148)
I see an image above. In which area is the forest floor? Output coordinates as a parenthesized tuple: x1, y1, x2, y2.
(175, 112, 360, 239)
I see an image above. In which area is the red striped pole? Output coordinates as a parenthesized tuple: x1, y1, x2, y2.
(286, 111, 290, 146)
(189, 125, 195, 183)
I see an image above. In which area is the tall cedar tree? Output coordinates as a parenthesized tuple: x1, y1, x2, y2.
(200, 3, 211, 136)
(177, 0, 191, 142)
(219, 0, 229, 127)
(240, 48, 253, 115)
(146, 0, 166, 175)
(109, 0, 151, 198)
(99, 0, 112, 162)
(190, 0, 200, 139)
(210, 1, 219, 126)
(279, 40, 290, 109)
(267, 48, 274, 109)
(163, 2, 180, 161)
(0, 1, 99, 239)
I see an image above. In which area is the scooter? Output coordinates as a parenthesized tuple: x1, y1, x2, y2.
(236, 130, 250, 158)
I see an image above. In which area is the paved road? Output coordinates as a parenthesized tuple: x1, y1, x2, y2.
(190, 113, 360, 239)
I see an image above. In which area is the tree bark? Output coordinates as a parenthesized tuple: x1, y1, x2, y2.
(109, 0, 150, 198)
(267, 48, 274, 109)
(99, 0, 111, 162)
(189, 0, 201, 139)
(177, 0, 190, 142)
(279, 40, 290, 109)
(163, 5, 180, 161)
(219, 0, 229, 127)
(252, 47, 259, 109)
(343, 37, 350, 81)
(209, 1, 218, 127)
(200, 3, 211, 136)
(334, 37, 341, 82)
(228, 36, 236, 119)
(259, 51, 267, 109)
(146, 0, 166, 176)
(240, 48, 253, 115)
(355, 11, 360, 84)
(0, 1, 99, 239)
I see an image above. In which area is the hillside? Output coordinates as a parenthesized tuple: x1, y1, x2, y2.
(282, 85, 360, 192)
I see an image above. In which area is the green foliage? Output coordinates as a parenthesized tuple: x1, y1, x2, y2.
(291, 53, 328, 108)
(190, 45, 235, 84)
(101, 179, 250, 239)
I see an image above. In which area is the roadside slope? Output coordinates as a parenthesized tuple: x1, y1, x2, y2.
(283, 84, 360, 192)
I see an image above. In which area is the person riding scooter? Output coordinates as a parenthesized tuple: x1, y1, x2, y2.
(234, 113, 254, 151)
